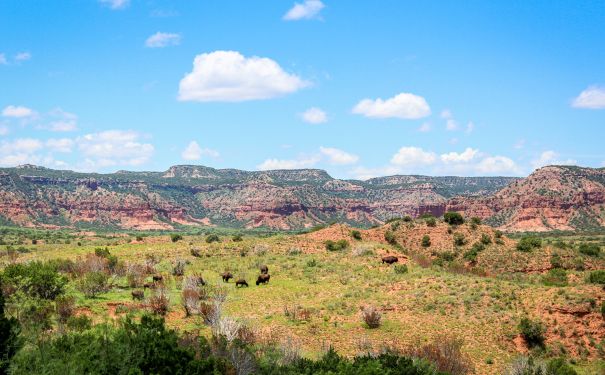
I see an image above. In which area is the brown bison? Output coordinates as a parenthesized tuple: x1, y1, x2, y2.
(381, 256, 399, 265)
(195, 276, 206, 286)
(221, 272, 234, 283)
(131, 290, 144, 300)
(152, 275, 163, 282)
(256, 274, 270, 286)
(259, 264, 269, 274)
(235, 279, 249, 287)
(143, 282, 154, 289)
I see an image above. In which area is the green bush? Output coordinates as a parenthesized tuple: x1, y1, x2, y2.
(421, 235, 431, 247)
(588, 270, 605, 285)
(94, 247, 110, 258)
(425, 217, 436, 227)
(384, 231, 397, 245)
(232, 234, 243, 242)
(325, 239, 350, 251)
(494, 230, 503, 239)
(205, 234, 220, 244)
(545, 357, 578, 375)
(170, 234, 183, 243)
(393, 265, 408, 274)
(516, 236, 542, 252)
(542, 268, 568, 287)
(350, 230, 362, 241)
(578, 243, 601, 257)
(443, 212, 464, 225)
(518, 317, 545, 348)
(76, 272, 109, 298)
(0, 286, 22, 374)
(480, 233, 492, 245)
(453, 233, 466, 246)
(1, 261, 67, 300)
(550, 253, 564, 269)
(463, 242, 485, 263)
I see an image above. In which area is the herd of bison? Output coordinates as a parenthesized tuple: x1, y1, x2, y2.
(131, 254, 400, 301)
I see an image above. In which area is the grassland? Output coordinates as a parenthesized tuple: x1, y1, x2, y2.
(1, 221, 604, 375)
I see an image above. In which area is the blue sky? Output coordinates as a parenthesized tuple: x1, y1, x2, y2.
(1, 0, 604, 179)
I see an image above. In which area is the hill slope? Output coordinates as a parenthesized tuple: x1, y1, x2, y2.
(0, 164, 515, 230)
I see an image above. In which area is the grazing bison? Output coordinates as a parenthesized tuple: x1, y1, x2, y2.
(195, 276, 206, 286)
(143, 282, 154, 289)
(221, 272, 234, 283)
(152, 275, 163, 282)
(256, 274, 270, 286)
(259, 264, 269, 274)
(235, 279, 249, 287)
(131, 290, 144, 300)
(381, 256, 399, 265)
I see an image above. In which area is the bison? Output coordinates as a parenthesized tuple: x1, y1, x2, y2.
(256, 274, 270, 286)
(235, 279, 249, 288)
(221, 272, 234, 283)
(259, 264, 269, 274)
(131, 290, 144, 300)
(143, 282, 154, 289)
(152, 275, 163, 282)
(195, 276, 206, 286)
(381, 256, 399, 265)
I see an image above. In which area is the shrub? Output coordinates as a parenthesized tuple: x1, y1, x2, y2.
(384, 230, 397, 245)
(516, 236, 542, 252)
(425, 217, 437, 227)
(170, 234, 183, 243)
(518, 317, 545, 348)
(76, 271, 109, 298)
(588, 270, 605, 285)
(480, 233, 492, 245)
(325, 239, 349, 251)
(463, 242, 485, 263)
(494, 230, 503, 239)
(470, 217, 482, 225)
(172, 258, 187, 277)
(578, 243, 601, 257)
(542, 268, 568, 287)
(190, 248, 202, 257)
(351, 245, 374, 257)
(206, 234, 220, 243)
(232, 234, 243, 242)
(402, 215, 413, 222)
(545, 358, 578, 375)
(421, 235, 431, 247)
(126, 263, 146, 288)
(350, 230, 362, 241)
(361, 306, 381, 329)
(404, 336, 473, 375)
(444, 212, 464, 225)
(55, 295, 75, 325)
(601, 302, 605, 319)
(94, 247, 111, 258)
(393, 264, 408, 274)
(1, 261, 67, 300)
(135, 235, 143, 242)
(181, 288, 201, 317)
(148, 286, 170, 316)
(0, 287, 22, 374)
(453, 233, 466, 246)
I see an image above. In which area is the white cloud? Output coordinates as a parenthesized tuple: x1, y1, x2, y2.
(476, 156, 520, 175)
(390, 147, 436, 167)
(353, 93, 431, 120)
(145, 32, 182, 48)
(319, 147, 358, 165)
(76, 130, 154, 168)
(181, 141, 219, 161)
(47, 108, 78, 132)
(572, 86, 605, 109)
(2, 105, 36, 118)
(441, 109, 458, 131)
(257, 155, 320, 170)
(15, 52, 31, 61)
(418, 123, 431, 132)
(46, 138, 74, 153)
(466, 121, 475, 134)
(0, 54, 7, 65)
(283, 0, 325, 21)
(0, 138, 45, 167)
(440, 148, 479, 163)
(99, 0, 129, 10)
(531, 150, 577, 169)
(302, 107, 327, 124)
(351, 165, 403, 180)
(178, 50, 308, 102)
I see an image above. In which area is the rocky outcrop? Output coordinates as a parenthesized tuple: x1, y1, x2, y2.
(1, 164, 603, 232)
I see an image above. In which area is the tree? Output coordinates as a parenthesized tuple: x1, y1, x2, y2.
(170, 234, 183, 243)
(443, 212, 464, 225)
(1, 261, 67, 300)
(0, 286, 22, 374)
(206, 234, 220, 244)
(518, 317, 545, 348)
(350, 230, 362, 240)
(421, 235, 431, 248)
